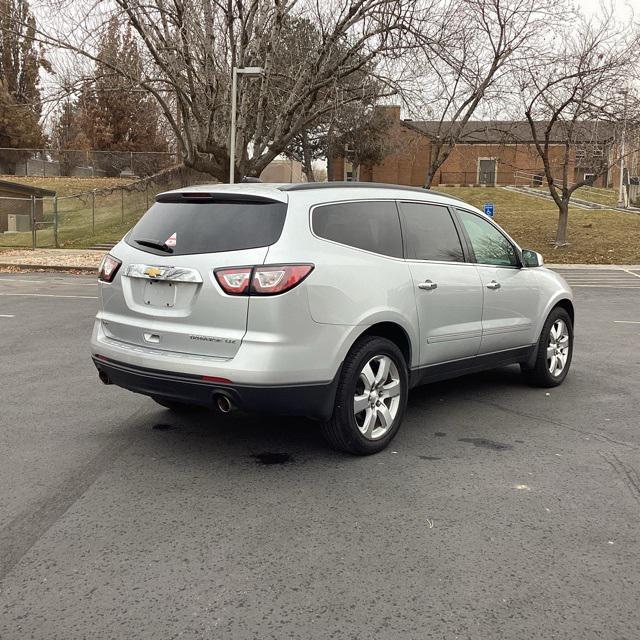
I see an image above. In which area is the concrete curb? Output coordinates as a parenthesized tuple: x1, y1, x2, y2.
(545, 264, 640, 270)
(0, 262, 98, 274)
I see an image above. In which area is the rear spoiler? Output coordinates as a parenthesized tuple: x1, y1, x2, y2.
(155, 192, 282, 204)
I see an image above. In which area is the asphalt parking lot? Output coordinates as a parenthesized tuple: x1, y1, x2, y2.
(1, 269, 639, 639)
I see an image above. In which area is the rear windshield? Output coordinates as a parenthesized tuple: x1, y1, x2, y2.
(126, 200, 287, 256)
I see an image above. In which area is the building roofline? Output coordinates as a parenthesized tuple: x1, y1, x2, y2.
(398, 119, 617, 145)
(0, 179, 56, 196)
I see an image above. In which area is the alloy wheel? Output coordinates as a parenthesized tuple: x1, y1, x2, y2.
(353, 355, 402, 440)
(547, 319, 570, 376)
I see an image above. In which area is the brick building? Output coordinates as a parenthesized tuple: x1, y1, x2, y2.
(328, 106, 621, 189)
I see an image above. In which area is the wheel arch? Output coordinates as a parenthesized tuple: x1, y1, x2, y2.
(526, 296, 575, 368)
(554, 298, 575, 327)
(356, 321, 413, 368)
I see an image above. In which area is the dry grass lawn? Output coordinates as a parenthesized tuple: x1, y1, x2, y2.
(0, 175, 134, 197)
(439, 187, 640, 264)
(1, 177, 638, 264)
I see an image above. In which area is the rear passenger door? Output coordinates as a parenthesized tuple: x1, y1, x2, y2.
(454, 208, 540, 354)
(398, 201, 484, 366)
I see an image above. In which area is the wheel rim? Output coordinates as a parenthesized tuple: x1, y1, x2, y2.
(353, 354, 401, 440)
(547, 319, 570, 376)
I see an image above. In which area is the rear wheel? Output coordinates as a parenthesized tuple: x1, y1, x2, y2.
(521, 307, 573, 387)
(321, 336, 408, 455)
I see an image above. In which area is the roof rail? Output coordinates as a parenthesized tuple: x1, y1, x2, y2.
(279, 181, 462, 201)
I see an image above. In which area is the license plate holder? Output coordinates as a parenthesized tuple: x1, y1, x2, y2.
(143, 280, 177, 308)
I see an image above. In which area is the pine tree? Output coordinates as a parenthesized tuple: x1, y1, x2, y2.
(0, 0, 48, 172)
(51, 19, 169, 175)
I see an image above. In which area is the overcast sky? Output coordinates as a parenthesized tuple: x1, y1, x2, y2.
(575, 0, 636, 19)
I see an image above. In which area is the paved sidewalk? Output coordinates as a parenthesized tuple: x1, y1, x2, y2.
(0, 248, 104, 272)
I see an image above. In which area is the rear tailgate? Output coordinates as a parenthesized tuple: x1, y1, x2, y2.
(99, 192, 287, 359)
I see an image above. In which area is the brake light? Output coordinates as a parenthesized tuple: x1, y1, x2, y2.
(251, 264, 314, 295)
(214, 267, 252, 295)
(98, 254, 122, 283)
(214, 264, 314, 296)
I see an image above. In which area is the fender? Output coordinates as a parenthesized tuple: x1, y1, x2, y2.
(333, 310, 419, 371)
(526, 285, 574, 368)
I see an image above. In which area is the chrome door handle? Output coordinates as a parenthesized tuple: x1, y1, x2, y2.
(418, 280, 438, 291)
(486, 280, 501, 290)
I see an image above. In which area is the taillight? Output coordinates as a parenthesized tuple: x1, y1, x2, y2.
(98, 254, 122, 283)
(251, 264, 314, 295)
(214, 267, 252, 295)
(214, 264, 314, 296)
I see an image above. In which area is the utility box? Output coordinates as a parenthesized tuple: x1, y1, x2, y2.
(7, 214, 31, 232)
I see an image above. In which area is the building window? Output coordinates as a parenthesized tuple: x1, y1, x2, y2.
(344, 160, 359, 181)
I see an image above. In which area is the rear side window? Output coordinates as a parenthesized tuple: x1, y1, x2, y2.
(399, 202, 464, 262)
(312, 201, 403, 258)
(126, 200, 287, 256)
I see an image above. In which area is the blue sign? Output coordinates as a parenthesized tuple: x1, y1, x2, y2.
(483, 203, 494, 218)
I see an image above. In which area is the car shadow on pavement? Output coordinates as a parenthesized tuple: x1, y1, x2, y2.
(132, 365, 529, 460)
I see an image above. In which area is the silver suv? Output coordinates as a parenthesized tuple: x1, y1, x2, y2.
(92, 182, 574, 454)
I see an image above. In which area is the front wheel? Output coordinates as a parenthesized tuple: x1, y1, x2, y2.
(321, 336, 408, 455)
(521, 307, 573, 387)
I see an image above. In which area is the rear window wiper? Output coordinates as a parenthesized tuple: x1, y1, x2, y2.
(134, 238, 174, 253)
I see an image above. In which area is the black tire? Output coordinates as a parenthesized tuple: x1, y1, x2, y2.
(521, 307, 573, 388)
(321, 336, 408, 455)
(152, 396, 195, 412)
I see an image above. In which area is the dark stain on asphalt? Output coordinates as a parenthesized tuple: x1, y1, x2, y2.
(459, 437, 513, 451)
(434, 432, 447, 437)
(419, 456, 442, 461)
(153, 423, 176, 431)
(251, 452, 293, 465)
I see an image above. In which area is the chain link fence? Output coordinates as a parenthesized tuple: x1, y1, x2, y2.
(0, 167, 214, 249)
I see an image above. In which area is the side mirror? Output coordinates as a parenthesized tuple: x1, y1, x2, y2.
(522, 249, 544, 268)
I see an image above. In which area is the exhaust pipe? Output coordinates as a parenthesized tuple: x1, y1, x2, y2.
(98, 370, 112, 385)
(216, 395, 233, 413)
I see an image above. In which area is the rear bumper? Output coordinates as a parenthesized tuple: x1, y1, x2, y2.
(92, 356, 339, 421)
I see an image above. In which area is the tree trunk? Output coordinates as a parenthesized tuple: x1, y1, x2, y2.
(423, 142, 444, 188)
(555, 200, 570, 246)
(187, 153, 227, 183)
(301, 131, 315, 182)
(423, 168, 435, 189)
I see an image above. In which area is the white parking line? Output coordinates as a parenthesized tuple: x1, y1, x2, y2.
(0, 278, 97, 286)
(0, 293, 97, 299)
(614, 320, 640, 324)
(0, 314, 15, 317)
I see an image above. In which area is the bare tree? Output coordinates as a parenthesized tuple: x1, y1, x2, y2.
(6, 0, 431, 182)
(520, 8, 640, 245)
(411, 0, 556, 188)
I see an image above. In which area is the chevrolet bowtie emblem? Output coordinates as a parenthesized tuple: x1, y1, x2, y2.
(144, 267, 164, 278)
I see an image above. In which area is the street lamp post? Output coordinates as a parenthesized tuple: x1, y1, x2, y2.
(229, 66, 264, 184)
(618, 88, 629, 208)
